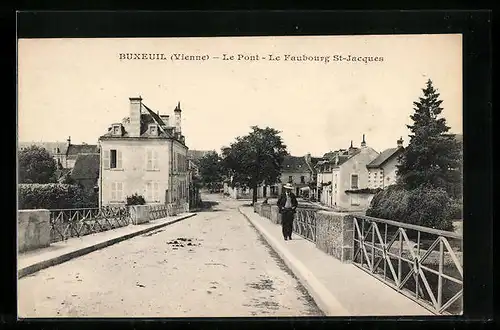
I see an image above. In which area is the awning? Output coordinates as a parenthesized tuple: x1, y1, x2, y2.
(300, 186, 310, 191)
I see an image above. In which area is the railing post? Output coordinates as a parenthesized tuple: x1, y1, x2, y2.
(398, 229, 403, 286)
(371, 222, 375, 273)
(437, 237, 444, 310)
(383, 223, 388, 280)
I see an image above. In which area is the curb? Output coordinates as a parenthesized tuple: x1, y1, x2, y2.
(18, 213, 197, 279)
(239, 207, 350, 317)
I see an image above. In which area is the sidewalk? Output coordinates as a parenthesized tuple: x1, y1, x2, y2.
(18, 213, 196, 279)
(239, 206, 432, 317)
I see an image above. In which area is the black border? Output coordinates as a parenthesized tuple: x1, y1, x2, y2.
(5, 10, 494, 329)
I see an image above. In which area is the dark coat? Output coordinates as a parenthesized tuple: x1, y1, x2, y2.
(277, 192, 298, 213)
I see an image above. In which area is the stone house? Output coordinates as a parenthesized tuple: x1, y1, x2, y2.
(98, 96, 189, 208)
(316, 135, 379, 211)
(366, 137, 405, 189)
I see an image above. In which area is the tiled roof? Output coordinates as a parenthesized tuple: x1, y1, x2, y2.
(67, 144, 99, 156)
(316, 148, 361, 170)
(100, 102, 180, 140)
(282, 156, 309, 173)
(71, 153, 100, 180)
(366, 147, 402, 168)
(188, 150, 215, 160)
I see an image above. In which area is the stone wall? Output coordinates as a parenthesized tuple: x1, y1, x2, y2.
(270, 205, 281, 225)
(18, 210, 51, 253)
(315, 211, 354, 262)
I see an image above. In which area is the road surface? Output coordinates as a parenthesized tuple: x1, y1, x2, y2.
(18, 194, 323, 317)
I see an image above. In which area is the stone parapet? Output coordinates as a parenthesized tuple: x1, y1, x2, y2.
(129, 205, 150, 225)
(18, 210, 51, 253)
(315, 211, 354, 263)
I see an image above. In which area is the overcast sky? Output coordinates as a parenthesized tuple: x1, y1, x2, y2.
(18, 35, 462, 157)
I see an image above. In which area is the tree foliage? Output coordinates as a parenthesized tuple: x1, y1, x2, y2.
(198, 151, 223, 192)
(221, 126, 288, 204)
(19, 145, 57, 184)
(396, 79, 462, 198)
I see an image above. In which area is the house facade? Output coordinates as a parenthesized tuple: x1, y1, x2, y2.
(316, 136, 379, 211)
(277, 154, 318, 197)
(366, 137, 404, 189)
(98, 97, 189, 208)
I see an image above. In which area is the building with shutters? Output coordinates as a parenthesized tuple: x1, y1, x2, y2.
(97, 96, 189, 208)
(315, 135, 379, 211)
(366, 137, 405, 189)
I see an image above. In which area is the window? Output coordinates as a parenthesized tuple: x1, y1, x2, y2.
(104, 149, 122, 169)
(110, 182, 123, 201)
(146, 181, 160, 202)
(146, 149, 159, 171)
(149, 124, 157, 135)
(113, 125, 120, 135)
(300, 176, 305, 184)
(288, 176, 293, 183)
(351, 174, 359, 189)
(351, 194, 360, 206)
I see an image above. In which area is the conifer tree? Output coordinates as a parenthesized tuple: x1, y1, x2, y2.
(397, 79, 461, 197)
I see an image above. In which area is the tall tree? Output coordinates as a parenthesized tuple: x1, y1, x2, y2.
(198, 151, 223, 192)
(18, 145, 57, 184)
(396, 79, 462, 197)
(221, 126, 288, 204)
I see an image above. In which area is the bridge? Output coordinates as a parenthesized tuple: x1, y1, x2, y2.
(17, 194, 462, 317)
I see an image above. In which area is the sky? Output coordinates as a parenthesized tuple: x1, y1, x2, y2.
(18, 35, 462, 157)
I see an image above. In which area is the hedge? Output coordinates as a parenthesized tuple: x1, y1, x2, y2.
(366, 184, 454, 231)
(18, 183, 97, 210)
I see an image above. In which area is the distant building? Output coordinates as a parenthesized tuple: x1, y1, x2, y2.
(277, 154, 320, 197)
(187, 150, 215, 162)
(98, 96, 189, 208)
(18, 138, 99, 169)
(316, 135, 379, 211)
(366, 137, 405, 189)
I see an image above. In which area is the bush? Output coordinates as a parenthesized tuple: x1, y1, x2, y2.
(18, 183, 93, 210)
(366, 184, 454, 231)
(449, 200, 463, 220)
(126, 193, 146, 206)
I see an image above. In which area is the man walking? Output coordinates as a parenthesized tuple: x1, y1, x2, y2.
(277, 183, 298, 241)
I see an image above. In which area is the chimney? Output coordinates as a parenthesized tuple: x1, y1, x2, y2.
(174, 101, 182, 134)
(67, 136, 71, 146)
(160, 114, 170, 127)
(397, 136, 404, 148)
(129, 96, 142, 137)
(361, 134, 367, 148)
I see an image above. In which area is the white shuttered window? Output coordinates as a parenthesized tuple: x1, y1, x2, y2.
(146, 181, 160, 202)
(146, 149, 159, 171)
(103, 150, 110, 169)
(111, 182, 123, 201)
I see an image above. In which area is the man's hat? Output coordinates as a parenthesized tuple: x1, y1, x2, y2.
(283, 183, 294, 190)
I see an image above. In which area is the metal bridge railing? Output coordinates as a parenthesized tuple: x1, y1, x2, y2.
(352, 215, 463, 315)
(292, 208, 318, 242)
(49, 206, 130, 243)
